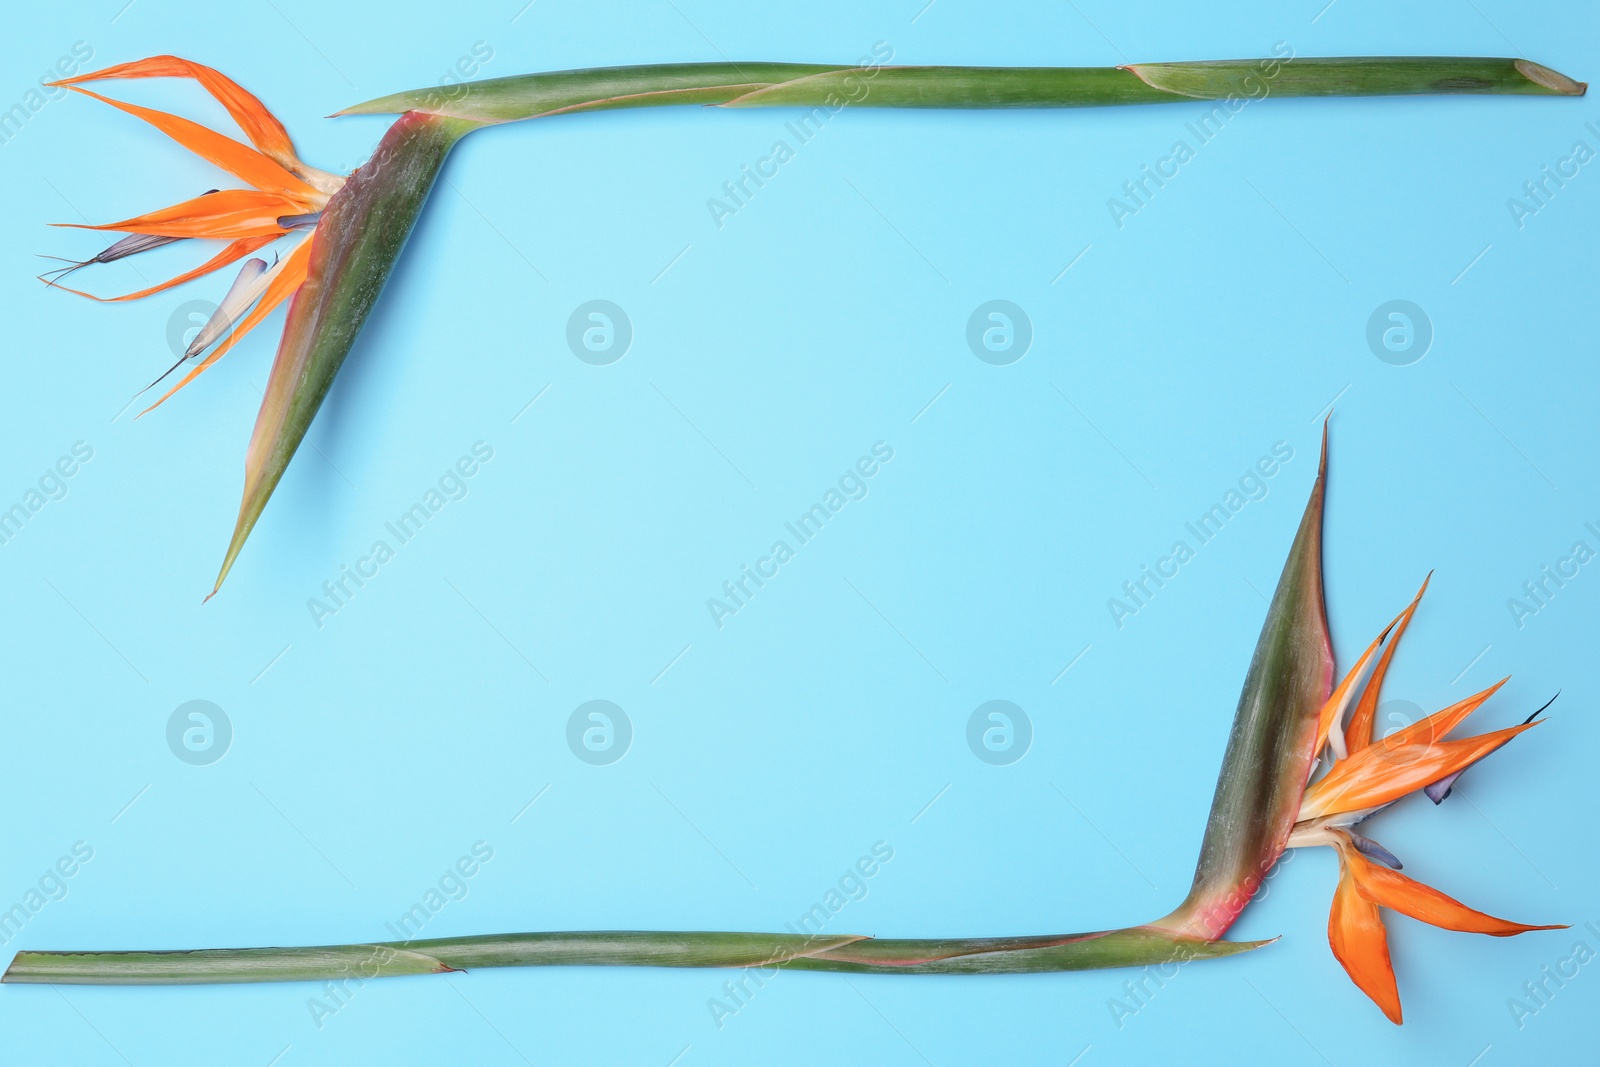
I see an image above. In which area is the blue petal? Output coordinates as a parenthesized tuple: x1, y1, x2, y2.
(1423, 772, 1461, 804)
(1349, 832, 1403, 870)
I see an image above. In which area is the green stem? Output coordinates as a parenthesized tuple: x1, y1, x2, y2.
(4, 927, 1268, 985)
(337, 57, 1584, 125)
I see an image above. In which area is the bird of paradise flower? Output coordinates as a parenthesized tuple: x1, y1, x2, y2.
(1283, 576, 1562, 1023)
(1, 426, 1565, 1023)
(41, 58, 341, 415)
(35, 53, 1586, 598)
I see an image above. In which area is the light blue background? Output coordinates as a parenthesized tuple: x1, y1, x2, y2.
(1, 1, 1596, 1063)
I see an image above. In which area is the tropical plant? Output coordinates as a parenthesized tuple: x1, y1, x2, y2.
(4, 429, 1562, 1023)
(39, 54, 1585, 593)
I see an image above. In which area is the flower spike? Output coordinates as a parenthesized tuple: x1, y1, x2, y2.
(1290, 585, 1563, 1022)
(41, 57, 343, 425)
(188, 257, 271, 357)
(36, 231, 185, 289)
(1348, 831, 1403, 870)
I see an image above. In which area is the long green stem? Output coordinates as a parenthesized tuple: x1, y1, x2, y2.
(338, 56, 1584, 124)
(4, 927, 1267, 985)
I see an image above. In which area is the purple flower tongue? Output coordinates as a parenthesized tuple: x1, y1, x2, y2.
(90, 231, 185, 262)
(39, 232, 184, 286)
(1349, 832, 1403, 870)
(85, 191, 218, 264)
(37, 191, 219, 287)
(1423, 773, 1462, 804)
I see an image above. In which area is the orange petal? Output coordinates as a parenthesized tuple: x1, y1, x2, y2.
(1344, 845, 1565, 937)
(1378, 679, 1507, 752)
(1316, 612, 1401, 756)
(57, 84, 318, 200)
(140, 236, 314, 413)
(1345, 574, 1430, 754)
(1302, 721, 1538, 819)
(42, 234, 280, 302)
(51, 56, 301, 173)
(1328, 861, 1402, 1023)
(57, 189, 305, 240)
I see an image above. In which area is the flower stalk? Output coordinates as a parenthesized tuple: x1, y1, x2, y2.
(2, 928, 1266, 985)
(5, 430, 1560, 1020)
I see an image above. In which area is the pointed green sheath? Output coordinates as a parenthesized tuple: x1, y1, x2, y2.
(1157, 428, 1333, 940)
(210, 110, 479, 596)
